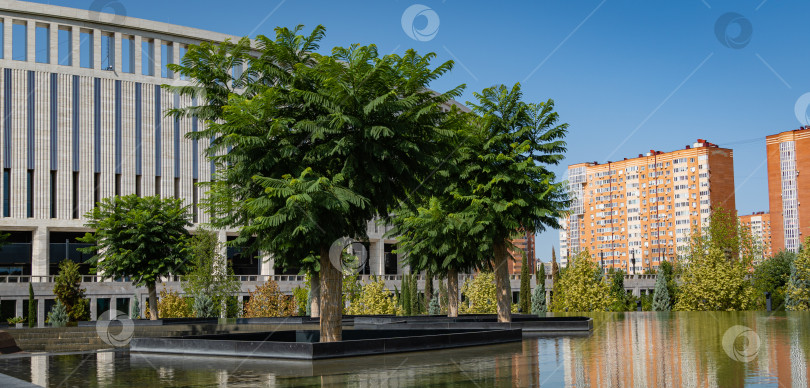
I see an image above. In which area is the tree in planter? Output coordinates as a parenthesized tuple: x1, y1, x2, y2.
(28, 283, 35, 327)
(519, 252, 531, 313)
(52, 260, 89, 322)
(79, 195, 192, 320)
(345, 276, 402, 315)
(183, 230, 240, 318)
(531, 262, 547, 315)
(156, 289, 193, 319)
(460, 272, 497, 314)
(455, 84, 569, 322)
(170, 25, 462, 342)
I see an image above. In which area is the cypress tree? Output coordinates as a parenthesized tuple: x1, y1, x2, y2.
(652, 273, 671, 311)
(28, 283, 36, 328)
(410, 273, 419, 315)
(519, 253, 531, 313)
(402, 274, 411, 315)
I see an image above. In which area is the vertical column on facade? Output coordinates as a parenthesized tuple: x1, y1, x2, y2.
(37, 298, 44, 327)
(56, 74, 71, 219)
(26, 19, 35, 63)
(79, 76, 93, 216)
(152, 38, 162, 81)
(109, 297, 117, 317)
(15, 298, 23, 319)
(133, 35, 142, 75)
(259, 251, 274, 277)
(49, 23, 58, 65)
(217, 230, 228, 275)
(368, 240, 382, 276)
(92, 28, 101, 70)
(34, 72, 50, 219)
(3, 19, 11, 60)
(12, 69, 26, 219)
(89, 296, 97, 321)
(113, 32, 122, 73)
(31, 226, 48, 279)
(70, 26, 80, 68)
(172, 42, 180, 80)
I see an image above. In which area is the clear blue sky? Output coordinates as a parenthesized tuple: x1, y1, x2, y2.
(33, 0, 810, 261)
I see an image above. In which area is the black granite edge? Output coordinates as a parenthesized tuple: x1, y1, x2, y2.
(130, 329, 521, 360)
(352, 315, 592, 325)
(353, 319, 594, 332)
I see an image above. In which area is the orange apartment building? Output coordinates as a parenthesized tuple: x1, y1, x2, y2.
(560, 139, 736, 272)
(739, 211, 773, 261)
(507, 231, 536, 275)
(766, 126, 810, 253)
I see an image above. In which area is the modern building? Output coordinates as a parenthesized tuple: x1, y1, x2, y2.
(766, 126, 810, 253)
(739, 211, 773, 261)
(507, 231, 536, 275)
(560, 139, 736, 272)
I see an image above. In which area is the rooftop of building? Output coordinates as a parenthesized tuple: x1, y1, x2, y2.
(568, 138, 729, 169)
(765, 125, 810, 140)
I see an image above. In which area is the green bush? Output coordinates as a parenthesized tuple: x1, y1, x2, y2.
(48, 301, 69, 327)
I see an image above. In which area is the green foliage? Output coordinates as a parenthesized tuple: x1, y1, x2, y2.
(437, 276, 448, 314)
(519, 253, 531, 313)
(786, 241, 810, 310)
(293, 286, 308, 316)
(225, 296, 241, 318)
(28, 283, 35, 327)
(551, 252, 612, 312)
(652, 272, 671, 311)
(675, 209, 758, 311)
(6, 316, 24, 324)
(754, 250, 794, 310)
(52, 260, 89, 322)
(183, 230, 239, 318)
(79, 195, 191, 319)
(608, 270, 631, 312)
(409, 273, 420, 315)
(342, 275, 362, 314)
(460, 272, 498, 314)
(157, 290, 193, 319)
(428, 295, 441, 315)
(48, 301, 69, 327)
(401, 274, 411, 315)
(531, 282, 547, 315)
(131, 295, 140, 319)
(243, 280, 295, 318)
(657, 261, 680, 306)
(345, 276, 402, 315)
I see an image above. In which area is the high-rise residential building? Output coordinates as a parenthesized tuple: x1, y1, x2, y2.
(507, 231, 536, 275)
(560, 139, 736, 273)
(766, 126, 810, 253)
(739, 211, 773, 262)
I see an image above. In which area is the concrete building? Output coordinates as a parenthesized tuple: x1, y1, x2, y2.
(739, 211, 773, 262)
(767, 126, 810, 253)
(560, 139, 736, 272)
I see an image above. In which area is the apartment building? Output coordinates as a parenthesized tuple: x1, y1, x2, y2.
(767, 126, 810, 253)
(560, 139, 736, 272)
(739, 211, 773, 261)
(507, 231, 536, 275)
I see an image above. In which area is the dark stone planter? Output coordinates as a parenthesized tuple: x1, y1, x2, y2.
(130, 328, 522, 360)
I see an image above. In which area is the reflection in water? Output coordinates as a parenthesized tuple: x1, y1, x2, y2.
(0, 312, 808, 387)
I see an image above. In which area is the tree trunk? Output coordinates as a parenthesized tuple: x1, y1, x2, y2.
(447, 268, 459, 317)
(148, 282, 158, 320)
(310, 270, 321, 318)
(319, 246, 342, 342)
(493, 241, 512, 323)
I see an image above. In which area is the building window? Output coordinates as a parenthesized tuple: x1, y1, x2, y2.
(79, 29, 93, 68)
(12, 21, 27, 61)
(3, 169, 9, 217)
(72, 172, 79, 219)
(155, 176, 161, 197)
(58, 27, 72, 66)
(135, 174, 142, 197)
(141, 39, 154, 76)
(50, 170, 57, 218)
(35, 24, 49, 63)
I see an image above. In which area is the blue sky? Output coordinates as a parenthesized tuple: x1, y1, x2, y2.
(33, 0, 810, 261)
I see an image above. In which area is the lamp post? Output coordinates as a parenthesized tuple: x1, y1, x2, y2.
(631, 250, 636, 276)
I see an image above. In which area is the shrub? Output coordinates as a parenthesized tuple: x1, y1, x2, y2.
(243, 280, 295, 318)
(131, 295, 141, 319)
(53, 260, 89, 321)
(345, 276, 402, 315)
(155, 290, 193, 318)
(786, 241, 810, 310)
(192, 293, 217, 318)
(48, 301, 69, 327)
(460, 272, 497, 314)
(292, 286, 308, 316)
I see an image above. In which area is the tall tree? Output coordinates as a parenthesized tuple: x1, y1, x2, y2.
(754, 250, 794, 310)
(608, 270, 630, 312)
(458, 84, 569, 322)
(674, 209, 758, 311)
(170, 26, 462, 342)
(27, 283, 35, 328)
(52, 260, 89, 322)
(79, 195, 192, 320)
(519, 252, 531, 313)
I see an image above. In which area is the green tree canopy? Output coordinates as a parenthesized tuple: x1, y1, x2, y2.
(52, 260, 89, 322)
(674, 209, 758, 311)
(168, 25, 463, 341)
(551, 251, 612, 312)
(183, 230, 240, 318)
(786, 240, 810, 310)
(79, 195, 191, 320)
(754, 250, 794, 310)
(652, 272, 671, 311)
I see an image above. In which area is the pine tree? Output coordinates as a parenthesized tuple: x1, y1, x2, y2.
(652, 273, 671, 311)
(410, 273, 420, 315)
(48, 301, 69, 328)
(519, 252, 531, 313)
(131, 295, 141, 319)
(402, 274, 411, 316)
(531, 263, 547, 314)
(428, 295, 441, 315)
